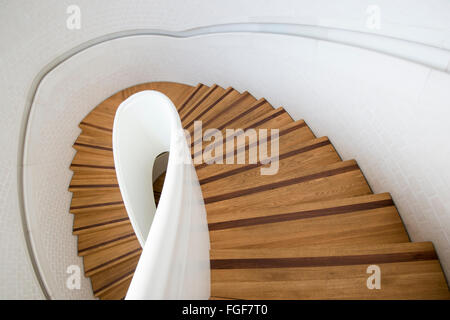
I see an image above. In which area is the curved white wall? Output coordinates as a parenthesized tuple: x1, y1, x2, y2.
(1, 0, 450, 299)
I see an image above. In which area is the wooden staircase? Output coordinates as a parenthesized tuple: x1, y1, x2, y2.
(69, 82, 450, 299)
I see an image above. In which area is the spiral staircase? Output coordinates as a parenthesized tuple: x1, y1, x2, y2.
(69, 81, 450, 300)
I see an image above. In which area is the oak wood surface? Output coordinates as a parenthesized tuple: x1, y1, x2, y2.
(68, 82, 449, 300)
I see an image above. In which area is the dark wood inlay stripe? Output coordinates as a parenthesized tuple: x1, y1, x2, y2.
(74, 142, 113, 152)
(80, 121, 112, 132)
(200, 164, 259, 185)
(78, 233, 135, 254)
(184, 87, 234, 130)
(190, 96, 265, 149)
(70, 200, 124, 210)
(204, 163, 360, 204)
(198, 93, 256, 140)
(180, 84, 218, 122)
(215, 98, 267, 131)
(86, 248, 141, 274)
(71, 164, 115, 170)
(94, 270, 135, 295)
(210, 250, 437, 269)
(177, 84, 203, 113)
(209, 199, 394, 231)
(278, 139, 331, 161)
(245, 108, 285, 130)
(190, 95, 264, 149)
(69, 184, 119, 189)
(200, 139, 331, 185)
(74, 217, 130, 232)
(194, 121, 306, 171)
(193, 108, 286, 160)
(204, 108, 285, 154)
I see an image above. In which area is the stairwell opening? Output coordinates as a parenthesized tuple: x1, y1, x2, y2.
(152, 151, 169, 207)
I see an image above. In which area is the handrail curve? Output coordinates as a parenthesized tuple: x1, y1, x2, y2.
(112, 91, 210, 299)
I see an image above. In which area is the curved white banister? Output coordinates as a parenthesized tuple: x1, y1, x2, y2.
(112, 91, 210, 299)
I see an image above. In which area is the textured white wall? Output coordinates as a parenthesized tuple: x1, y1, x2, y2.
(1, 0, 450, 299)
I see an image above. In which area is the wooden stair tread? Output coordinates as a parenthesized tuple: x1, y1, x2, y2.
(82, 82, 194, 130)
(70, 201, 124, 215)
(77, 123, 113, 149)
(70, 188, 123, 213)
(84, 239, 141, 276)
(181, 85, 232, 129)
(210, 242, 450, 299)
(178, 84, 211, 119)
(68, 82, 449, 299)
(195, 120, 316, 180)
(212, 265, 449, 300)
(77, 224, 136, 256)
(209, 193, 409, 249)
(80, 113, 115, 133)
(188, 91, 261, 138)
(70, 166, 118, 188)
(96, 274, 133, 300)
(91, 255, 140, 296)
(73, 204, 129, 234)
(207, 192, 392, 224)
(192, 107, 294, 162)
(204, 160, 372, 214)
(215, 98, 274, 131)
(71, 149, 114, 168)
(190, 98, 274, 152)
(176, 83, 205, 113)
(209, 296, 239, 300)
(200, 136, 341, 198)
(211, 241, 435, 260)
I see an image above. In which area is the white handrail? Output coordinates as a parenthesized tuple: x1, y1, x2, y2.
(112, 91, 210, 299)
